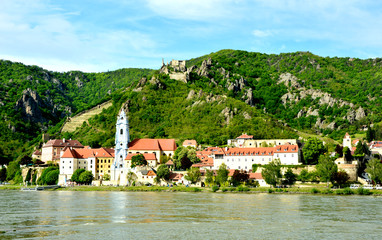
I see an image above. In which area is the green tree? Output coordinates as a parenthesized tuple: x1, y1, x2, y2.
(103, 173, 110, 181)
(156, 164, 170, 181)
(298, 169, 310, 182)
(131, 154, 147, 168)
(366, 158, 382, 184)
(160, 154, 168, 164)
(205, 169, 214, 186)
(45, 169, 59, 185)
(303, 138, 326, 165)
(37, 166, 59, 185)
(0, 167, 7, 182)
(343, 147, 352, 162)
(173, 147, 199, 170)
(366, 125, 375, 142)
(262, 158, 282, 187)
(185, 167, 201, 184)
(316, 155, 338, 187)
(78, 171, 93, 184)
(252, 164, 259, 173)
(283, 168, 296, 186)
(6, 160, 20, 181)
(32, 172, 37, 185)
(126, 171, 137, 185)
(332, 170, 349, 187)
(71, 169, 86, 183)
(216, 163, 229, 186)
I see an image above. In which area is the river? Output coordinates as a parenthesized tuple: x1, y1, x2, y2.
(0, 191, 381, 239)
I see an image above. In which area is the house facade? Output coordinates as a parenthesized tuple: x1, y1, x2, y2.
(41, 139, 84, 164)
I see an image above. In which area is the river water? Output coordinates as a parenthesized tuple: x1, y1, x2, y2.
(0, 190, 381, 239)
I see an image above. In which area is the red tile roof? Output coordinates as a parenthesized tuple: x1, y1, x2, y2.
(199, 147, 225, 155)
(128, 139, 177, 151)
(169, 172, 183, 181)
(225, 145, 298, 156)
(33, 150, 42, 155)
(182, 140, 197, 146)
(193, 153, 214, 168)
(249, 172, 263, 180)
(344, 132, 350, 138)
(125, 153, 157, 161)
(147, 170, 157, 176)
(61, 148, 114, 159)
(43, 139, 84, 148)
(165, 160, 174, 165)
(236, 134, 253, 139)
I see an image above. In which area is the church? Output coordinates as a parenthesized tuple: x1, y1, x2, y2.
(110, 108, 177, 185)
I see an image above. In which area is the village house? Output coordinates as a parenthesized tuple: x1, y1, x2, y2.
(227, 134, 298, 148)
(41, 139, 84, 164)
(182, 140, 198, 148)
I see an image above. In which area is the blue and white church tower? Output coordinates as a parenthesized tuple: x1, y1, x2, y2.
(111, 108, 129, 183)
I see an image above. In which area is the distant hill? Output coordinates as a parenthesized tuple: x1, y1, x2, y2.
(3, 49, 382, 163)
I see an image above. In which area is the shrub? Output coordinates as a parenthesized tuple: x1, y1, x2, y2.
(229, 187, 236, 192)
(191, 187, 201, 192)
(221, 187, 228, 192)
(45, 169, 59, 185)
(342, 187, 354, 195)
(311, 188, 320, 194)
(268, 188, 274, 193)
(31, 172, 37, 185)
(356, 187, 372, 195)
(237, 185, 249, 192)
(212, 185, 219, 192)
(322, 189, 334, 194)
(71, 169, 86, 183)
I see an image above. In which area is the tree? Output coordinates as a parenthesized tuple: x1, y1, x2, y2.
(6, 160, 20, 181)
(126, 171, 137, 186)
(298, 169, 310, 182)
(252, 164, 259, 173)
(71, 169, 85, 183)
(131, 154, 147, 168)
(160, 154, 168, 164)
(283, 168, 296, 186)
(37, 166, 59, 185)
(78, 171, 93, 184)
(216, 163, 229, 186)
(45, 169, 59, 185)
(366, 125, 375, 142)
(316, 155, 338, 187)
(303, 138, 326, 165)
(185, 167, 201, 184)
(156, 164, 170, 181)
(354, 141, 364, 156)
(0, 167, 7, 182)
(335, 144, 343, 157)
(205, 169, 214, 186)
(366, 158, 382, 184)
(230, 170, 249, 186)
(103, 174, 110, 181)
(332, 170, 349, 187)
(173, 147, 199, 170)
(343, 147, 352, 162)
(262, 159, 282, 187)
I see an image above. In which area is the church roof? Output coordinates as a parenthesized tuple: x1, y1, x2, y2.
(128, 139, 177, 151)
(61, 148, 114, 159)
(125, 153, 157, 161)
(43, 139, 84, 148)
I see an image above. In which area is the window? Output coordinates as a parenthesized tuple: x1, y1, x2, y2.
(108, 160, 110, 163)
(62, 166, 64, 169)
(108, 170, 110, 173)
(108, 165, 110, 168)
(120, 129, 123, 135)
(69, 166, 71, 169)
(238, 166, 241, 169)
(284, 154, 286, 157)
(63, 161, 64, 163)
(90, 165, 92, 168)
(101, 170, 103, 173)
(245, 166, 247, 169)
(292, 154, 294, 157)
(101, 160, 103, 163)
(90, 160, 92, 164)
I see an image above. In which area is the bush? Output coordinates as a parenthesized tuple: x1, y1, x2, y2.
(322, 189, 334, 194)
(237, 185, 249, 192)
(78, 171, 93, 185)
(221, 187, 228, 192)
(212, 185, 219, 192)
(311, 188, 320, 194)
(71, 169, 86, 183)
(268, 188, 274, 193)
(45, 169, 59, 185)
(38, 166, 59, 185)
(31, 172, 37, 185)
(356, 187, 372, 195)
(342, 187, 354, 195)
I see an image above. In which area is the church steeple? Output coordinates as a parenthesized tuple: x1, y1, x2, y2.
(111, 109, 129, 181)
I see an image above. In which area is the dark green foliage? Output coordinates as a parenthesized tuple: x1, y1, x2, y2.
(32, 172, 37, 185)
(252, 164, 259, 173)
(332, 170, 350, 187)
(216, 163, 229, 185)
(356, 187, 372, 195)
(303, 138, 326, 165)
(71, 169, 86, 183)
(212, 185, 219, 192)
(283, 168, 297, 186)
(37, 166, 59, 185)
(156, 164, 170, 181)
(45, 169, 59, 185)
(205, 169, 214, 185)
(262, 159, 282, 187)
(366, 158, 382, 184)
(316, 155, 338, 186)
(78, 171, 93, 185)
(343, 147, 352, 162)
(131, 154, 147, 168)
(237, 185, 250, 192)
(0, 167, 7, 182)
(173, 147, 199, 170)
(311, 188, 320, 194)
(185, 167, 201, 184)
(297, 169, 310, 182)
(6, 161, 20, 181)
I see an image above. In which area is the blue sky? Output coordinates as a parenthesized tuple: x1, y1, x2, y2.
(1, 0, 382, 72)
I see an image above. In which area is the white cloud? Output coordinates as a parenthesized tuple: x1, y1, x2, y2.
(252, 30, 273, 37)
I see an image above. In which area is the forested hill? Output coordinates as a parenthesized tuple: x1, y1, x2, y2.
(3, 49, 382, 163)
(0, 60, 153, 164)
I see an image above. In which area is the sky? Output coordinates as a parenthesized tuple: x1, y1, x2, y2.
(1, 0, 382, 72)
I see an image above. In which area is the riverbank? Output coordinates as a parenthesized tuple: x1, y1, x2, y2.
(2, 184, 382, 196)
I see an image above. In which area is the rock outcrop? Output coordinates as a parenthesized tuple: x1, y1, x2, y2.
(15, 88, 47, 123)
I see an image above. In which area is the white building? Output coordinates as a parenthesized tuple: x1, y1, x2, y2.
(212, 145, 300, 170)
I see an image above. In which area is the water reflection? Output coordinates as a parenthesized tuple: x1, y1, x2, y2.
(0, 191, 381, 239)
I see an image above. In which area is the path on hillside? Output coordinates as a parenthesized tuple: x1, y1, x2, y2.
(61, 101, 113, 132)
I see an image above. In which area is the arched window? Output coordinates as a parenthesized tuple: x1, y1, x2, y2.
(120, 129, 123, 135)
